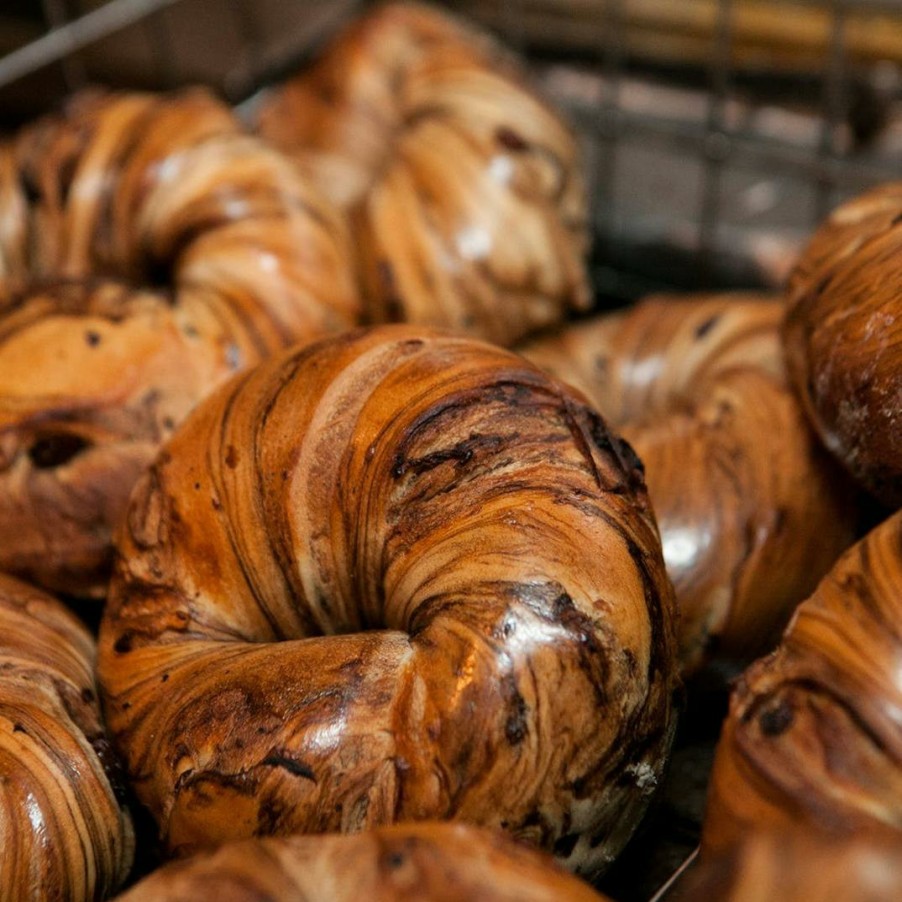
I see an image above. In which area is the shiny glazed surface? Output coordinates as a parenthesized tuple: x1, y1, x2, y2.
(98, 326, 678, 878)
(257, 2, 590, 346)
(520, 294, 856, 671)
(785, 182, 902, 506)
(703, 508, 902, 850)
(115, 823, 609, 901)
(0, 90, 359, 595)
(0, 573, 134, 901)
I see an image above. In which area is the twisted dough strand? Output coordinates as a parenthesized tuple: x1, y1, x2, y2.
(99, 326, 678, 878)
(257, 2, 589, 346)
(520, 294, 856, 670)
(0, 90, 359, 595)
(0, 573, 134, 901)
(703, 508, 902, 851)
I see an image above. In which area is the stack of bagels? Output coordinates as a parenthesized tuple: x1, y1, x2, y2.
(0, 3, 898, 901)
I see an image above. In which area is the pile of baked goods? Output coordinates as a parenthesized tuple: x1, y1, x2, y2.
(0, 2, 899, 900)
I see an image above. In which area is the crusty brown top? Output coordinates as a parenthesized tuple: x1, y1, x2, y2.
(784, 182, 902, 506)
(98, 325, 678, 878)
(114, 822, 609, 901)
(520, 293, 856, 671)
(703, 508, 902, 852)
(0, 89, 359, 595)
(256, 2, 590, 346)
(0, 572, 134, 901)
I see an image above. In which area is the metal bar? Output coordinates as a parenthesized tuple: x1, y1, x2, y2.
(41, 0, 87, 91)
(815, 0, 848, 222)
(698, 0, 734, 270)
(0, 0, 183, 91)
(648, 847, 700, 902)
(592, 0, 626, 241)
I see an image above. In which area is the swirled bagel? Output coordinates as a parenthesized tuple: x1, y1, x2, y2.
(114, 823, 609, 901)
(784, 183, 902, 506)
(520, 293, 856, 670)
(702, 508, 902, 852)
(256, 2, 589, 346)
(673, 829, 902, 902)
(0, 90, 359, 595)
(0, 572, 134, 901)
(98, 325, 678, 878)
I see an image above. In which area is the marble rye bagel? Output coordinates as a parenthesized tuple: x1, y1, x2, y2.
(519, 293, 856, 672)
(0, 89, 359, 596)
(784, 182, 902, 506)
(256, 1, 590, 346)
(114, 822, 610, 901)
(0, 573, 133, 902)
(98, 325, 679, 878)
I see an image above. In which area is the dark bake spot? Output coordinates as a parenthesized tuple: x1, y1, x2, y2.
(759, 700, 794, 737)
(695, 314, 719, 339)
(85, 330, 102, 347)
(28, 433, 92, 469)
(553, 832, 580, 857)
(497, 126, 529, 151)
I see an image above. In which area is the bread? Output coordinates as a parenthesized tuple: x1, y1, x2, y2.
(702, 508, 902, 852)
(114, 822, 609, 901)
(0, 573, 134, 901)
(256, 2, 590, 346)
(0, 89, 359, 596)
(98, 325, 678, 878)
(784, 182, 902, 506)
(519, 293, 856, 670)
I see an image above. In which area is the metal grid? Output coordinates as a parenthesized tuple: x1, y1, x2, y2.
(1, 0, 901, 304)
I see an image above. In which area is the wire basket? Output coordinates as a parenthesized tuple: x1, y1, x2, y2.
(0, 1, 900, 898)
(2, 0, 900, 306)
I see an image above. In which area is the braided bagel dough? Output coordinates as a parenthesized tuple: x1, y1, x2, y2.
(256, 2, 589, 345)
(99, 326, 678, 878)
(0, 90, 358, 595)
(0, 573, 133, 901)
(520, 294, 856, 670)
(114, 823, 609, 901)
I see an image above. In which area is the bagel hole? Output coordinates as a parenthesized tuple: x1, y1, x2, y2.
(28, 433, 92, 469)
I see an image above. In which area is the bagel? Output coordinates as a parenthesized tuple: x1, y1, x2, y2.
(98, 325, 678, 878)
(256, 2, 589, 346)
(0, 89, 359, 595)
(0, 572, 134, 901)
(519, 293, 856, 670)
(114, 823, 608, 901)
(702, 508, 902, 853)
(784, 183, 902, 506)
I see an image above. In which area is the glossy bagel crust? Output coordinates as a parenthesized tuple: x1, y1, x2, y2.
(256, 2, 590, 346)
(519, 293, 855, 671)
(702, 508, 902, 853)
(114, 822, 609, 901)
(784, 183, 902, 506)
(98, 326, 678, 878)
(0, 90, 359, 595)
(0, 573, 134, 901)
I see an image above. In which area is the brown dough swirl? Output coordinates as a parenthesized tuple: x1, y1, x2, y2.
(702, 508, 902, 853)
(114, 822, 609, 901)
(256, 2, 590, 346)
(519, 293, 856, 671)
(674, 828, 902, 902)
(0, 573, 134, 901)
(784, 183, 902, 506)
(0, 89, 359, 596)
(98, 325, 678, 878)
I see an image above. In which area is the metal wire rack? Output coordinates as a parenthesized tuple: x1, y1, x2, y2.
(1, 1, 900, 898)
(2, 0, 901, 304)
